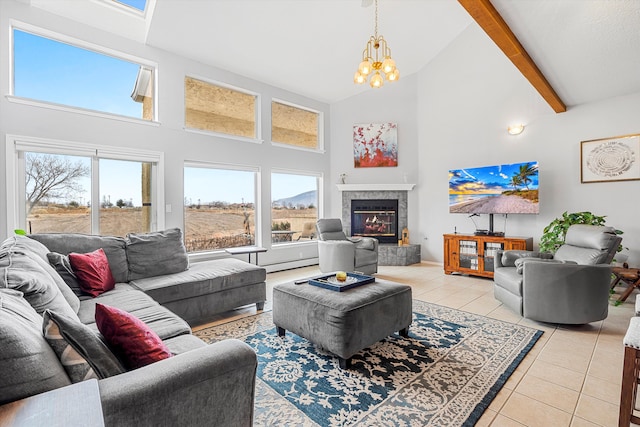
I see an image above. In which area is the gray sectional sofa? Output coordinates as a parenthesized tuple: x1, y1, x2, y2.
(0, 230, 266, 426)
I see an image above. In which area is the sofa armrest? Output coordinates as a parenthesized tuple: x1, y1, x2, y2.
(495, 249, 540, 268)
(354, 237, 378, 252)
(99, 339, 257, 427)
(522, 262, 612, 324)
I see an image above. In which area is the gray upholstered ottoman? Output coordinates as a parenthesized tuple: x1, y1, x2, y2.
(272, 279, 412, 368)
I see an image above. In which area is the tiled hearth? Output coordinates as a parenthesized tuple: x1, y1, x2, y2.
(337, 184, 420, 266)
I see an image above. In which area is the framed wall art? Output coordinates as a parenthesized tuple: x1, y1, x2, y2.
(353, 123, 398, 168)
(580, 133, 640, 183)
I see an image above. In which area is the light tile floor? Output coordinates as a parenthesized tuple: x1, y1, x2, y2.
(193, 262, 637, 427)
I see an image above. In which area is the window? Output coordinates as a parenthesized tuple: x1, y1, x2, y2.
(12, 27, 155, 121)
(271, 172, 319, 245)
(113, 0, 147, 12)
(7, 136, 163, 237)
(271, 101, 320, 150)
(185, 77, 258, 140)
(25, 152, 92, 234)
(184, 164, 258, 253)
(98, 159, 155, 236)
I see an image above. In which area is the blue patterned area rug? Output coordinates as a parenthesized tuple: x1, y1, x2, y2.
(195, 300, 542, 426)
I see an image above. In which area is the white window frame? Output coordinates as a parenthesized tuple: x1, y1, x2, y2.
(5, 134, 165, 235)
(183, 161, 261, 256)
(270, 98, 324, 153)
(270, 168, 323, 247)
(9, 21, 159, 124)
(184, 75, 263, 144)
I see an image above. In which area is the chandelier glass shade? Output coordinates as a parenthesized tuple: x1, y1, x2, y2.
(354, 0, 399, 88)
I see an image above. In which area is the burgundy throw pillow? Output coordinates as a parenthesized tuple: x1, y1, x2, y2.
(68, 248, 115, 297)
(94, 304, 172, 370)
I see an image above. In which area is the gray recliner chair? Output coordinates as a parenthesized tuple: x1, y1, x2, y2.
(493, 224, 622, 324)
(315, 218, 379, 275)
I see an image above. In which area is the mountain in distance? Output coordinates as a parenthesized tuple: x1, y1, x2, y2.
(273, 190, 317, 208)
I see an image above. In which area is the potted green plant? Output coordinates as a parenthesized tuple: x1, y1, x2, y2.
(539, 211, 624, 254)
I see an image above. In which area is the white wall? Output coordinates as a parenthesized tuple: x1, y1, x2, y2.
(329, 74, 420, 237)
(0, 1, 331, 268)
(417, 24, 640, 266)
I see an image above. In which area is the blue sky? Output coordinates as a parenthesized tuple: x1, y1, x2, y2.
(17, 27, 316, 207)
(449, 161, 539, 196)
(116, 0, 146, 11)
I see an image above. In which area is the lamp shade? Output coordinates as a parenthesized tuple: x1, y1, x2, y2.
(370, 72, 384, 88)
(358, 60, 372, 76)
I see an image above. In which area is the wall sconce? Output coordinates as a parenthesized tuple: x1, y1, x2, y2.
(507, 124, 525, 135)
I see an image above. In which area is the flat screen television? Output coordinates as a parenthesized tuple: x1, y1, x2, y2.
(449, 160, 539, 217)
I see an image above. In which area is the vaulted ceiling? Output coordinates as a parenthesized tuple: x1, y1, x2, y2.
(27, 0, 640, 109)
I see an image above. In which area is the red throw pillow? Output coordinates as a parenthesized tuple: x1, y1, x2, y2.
(95, 304, 172, 370)
(68, 248, 115, 297)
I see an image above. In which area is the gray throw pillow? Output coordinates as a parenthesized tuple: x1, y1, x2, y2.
(0, 249, 80, 321)
(47, 252, 87, 298)
(126, 228, 189, 280)
(2, 236, 80, 313)
(1, 235, 51, 262)
(43, 310, 124, 382)
(0, 289, 71, 405)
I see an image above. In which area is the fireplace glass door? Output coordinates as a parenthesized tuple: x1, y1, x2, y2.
(350, 199, 399, 243)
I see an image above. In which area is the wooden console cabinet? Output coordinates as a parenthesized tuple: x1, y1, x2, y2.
(443, 234, 533, 278)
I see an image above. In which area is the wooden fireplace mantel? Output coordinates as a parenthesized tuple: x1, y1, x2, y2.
(336, 184, 416, 192)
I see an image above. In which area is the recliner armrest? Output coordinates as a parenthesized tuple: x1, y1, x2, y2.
(99, 339, 257, 427)
(495, 250, 539, 268)
(354, 237, 378, 251)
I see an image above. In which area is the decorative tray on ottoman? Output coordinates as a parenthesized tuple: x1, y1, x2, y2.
(308, 272, 375, 292)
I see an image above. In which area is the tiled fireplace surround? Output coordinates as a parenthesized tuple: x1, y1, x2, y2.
(339, 185, 420, 266)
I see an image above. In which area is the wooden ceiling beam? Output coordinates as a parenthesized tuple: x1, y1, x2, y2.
(458, 0, 567, 113)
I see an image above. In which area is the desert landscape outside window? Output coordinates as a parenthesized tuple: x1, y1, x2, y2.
(184, 164, 257, 252)
(271, 172, 319, 245)
(21, 151, 157, 237)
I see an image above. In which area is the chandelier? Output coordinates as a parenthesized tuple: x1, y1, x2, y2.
(354, 0, 399, 88)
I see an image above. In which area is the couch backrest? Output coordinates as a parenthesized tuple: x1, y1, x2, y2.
(0, 288, 71, 405)
(126, 228, 189, 280)
(29, 233, 129, 283)
(316, 218, 348, 241)
(554, 224, 622, 265)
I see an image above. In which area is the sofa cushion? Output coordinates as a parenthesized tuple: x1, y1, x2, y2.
(125, 228, 189, 281)
(95, 304, 173, 370)
(554, 245, 610, 265)
(128, 258, 266, 304)
(47, 252, 87, 298)
(1, 235, 50, 262)
(564, 224, 619, 250)
(1, 236, 81, 313)
(43, 310, 124, 382)
(0, 249, 79, 321)
(29, 233, 129, 283)
(77, 285, 191, 340)
(0, 289, 71, 405)
(69, 248, 116, 297)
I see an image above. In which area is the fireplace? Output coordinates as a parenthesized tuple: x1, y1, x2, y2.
(350, 199, 399, 243)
